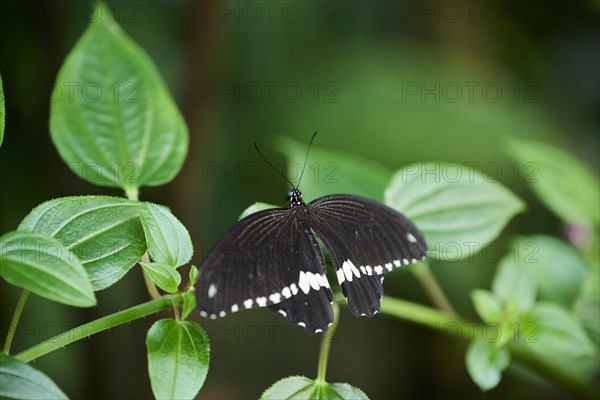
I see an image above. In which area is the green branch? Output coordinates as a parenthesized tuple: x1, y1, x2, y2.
(3, 290, 30, 355)
(378, 297, 599, 399)
(316, 302, 340, 384)
(15, 294, 182, 363)
(411, 262, 457, 315)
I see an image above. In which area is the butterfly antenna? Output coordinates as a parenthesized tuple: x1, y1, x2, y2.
(254, 142, 295, 188)
(295, 131, 318, 189)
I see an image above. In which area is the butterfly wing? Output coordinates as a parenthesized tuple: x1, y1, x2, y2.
(308, 194, 427, 317)
(196, 208, 334, 333)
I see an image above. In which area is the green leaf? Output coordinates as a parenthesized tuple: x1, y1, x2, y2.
(0, 353, 68, 400)
(146, 319, 210, 400)
(188, 265, 198, 286)
(0, 73, 5, 147)
(575, 263, 600, 342)
(260, 376, 370, 400)
(0, 231, 96, 307)
(275, 136, 392, 202)
(465, 338, 510, 391)
(505, 137, 600, 226)
(524, 235, 589, 307)
(140, 203, 193, 268)
(471, 290, 504, 323)
(492, 247, 537, 315)
(18, 196, 146, 290)
(385, 162, 525, 260)
(50, 2, 188, 190)
(239, 202, 278, 220)
(140, 262, 181, 293)
(521, 302, 596, 358)
(181, 290, 197, 320)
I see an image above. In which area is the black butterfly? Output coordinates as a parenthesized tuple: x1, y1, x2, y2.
(197, 137, 427, 334)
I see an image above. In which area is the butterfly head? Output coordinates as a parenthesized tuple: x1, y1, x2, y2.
(286, 188, 305, 208)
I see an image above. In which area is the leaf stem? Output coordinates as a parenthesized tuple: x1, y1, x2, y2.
(141, 252, 161, 300)
(15, 294, 182, 363)
(316, 302, 339, 384)
(378, 297, 600, 399)
(412, 262, 457, 315)
(3, 290, 30, 355)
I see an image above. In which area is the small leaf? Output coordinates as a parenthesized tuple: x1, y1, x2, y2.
(492, 248, 537, 315)
(50, 2, 188, 190)
(147, 319, 210, 400)
(0, 353, 68, 400)
(385, 162, 525, 260)
(521, 302, 595, 358)
(524, 235, 589, 307)
(18, 196, 146, 290)
(239, 202, 278, 220)
(0, 231, 96, 307)
(140, 262, 181, 293)
(140, 203, 193, 268)
(260, 376, 370, 400)
(188, 265, 198, 286)
(506, 137, 600, 226)
(181, 290, 197, 320)
(471, 290, 504, 323)
(466, 338, 510, 391)
(0, 73, 5, 146)
(275, 136, 392, 202)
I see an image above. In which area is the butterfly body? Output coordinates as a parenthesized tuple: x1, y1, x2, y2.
(197, 189, 426, 334)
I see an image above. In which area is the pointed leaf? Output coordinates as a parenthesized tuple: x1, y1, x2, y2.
(466, 338, 510, 391)
(506, 138, 600, 226)
(147, 319, 210, 400)
(0, 353, 68, 400)
(140, 203, 193, 268)
(50, 2, 188, 190)
(140, 262, 181, 293)
(18, 196, 146, 290)
(492, 247, 537, 315)
(188, 265, 198, 286)
(182, 290, 197, 320)
(0, 231, 96, 307)
(385, 162, 525, 260)
(471, 290, 504, 323)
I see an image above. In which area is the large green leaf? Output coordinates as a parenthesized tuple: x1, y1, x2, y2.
(385, 162, 525, 260)
(0, 231, 96, 307)
(50, 2, 188, 190)
(146, 319, 210, 400)
(521, 302, 595, 358)
(274, 136, 392, 202)
(18, 196, 146, 290)
(140, 203, 193, 268)
(465, 338, 510, 391)
(524, 235, 589, 307)
(0, 353, 68, 400)
(0, 73, 5, 147)
(506, 138, 600, 226)
(260, 376, 370, 400)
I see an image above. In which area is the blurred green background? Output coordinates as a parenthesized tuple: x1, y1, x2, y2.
(1, 0, 598, 398)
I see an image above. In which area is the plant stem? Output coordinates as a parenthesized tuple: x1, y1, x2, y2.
(378, 297, 600, 399)
(3, 290, 30, 355)
(412, 262, 457, 315)
(15, 294, 182, 363)
(316, 302, 340, 384)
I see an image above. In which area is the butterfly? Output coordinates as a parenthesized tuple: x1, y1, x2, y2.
(196, 135, 427, 334)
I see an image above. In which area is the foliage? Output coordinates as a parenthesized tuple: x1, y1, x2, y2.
(1, 2, 598, 399)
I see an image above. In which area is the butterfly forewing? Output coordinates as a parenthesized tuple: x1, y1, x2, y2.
(197, 207, 334, 333)
(308, 194, 427, 317)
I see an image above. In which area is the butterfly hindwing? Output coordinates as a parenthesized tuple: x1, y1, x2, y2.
(197, 207, 334, 333)
(308, 194, 427, 317)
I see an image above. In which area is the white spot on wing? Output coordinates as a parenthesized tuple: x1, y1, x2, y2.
(407, 233, 418, 243)
(199, 311, 208, 317)
(306, 272, 320, 290)
(269, 293, 281, 303)
(219, 311, 226, 317)
(243, 299, 253, 308)
(278, 310, 287, 317)
(208, 283, 217, 299)
(366, 266, 373, 275)
(231, 304, 239, 312)
(282, 286, 292, 298)
(290, 283, 299, 295)
(298, 322, 306, 328)
(336, 268, 345, 284)
(298, 271, 311, 294)
(315, 329, 322, 333)
(385, 263, 393, 271)
(394, 259, 401, 267)
(256, 296, 267, 307)
(374, 265, 383, 274)
(350, 262, 361, 278)
(342, 260, 354, 282)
